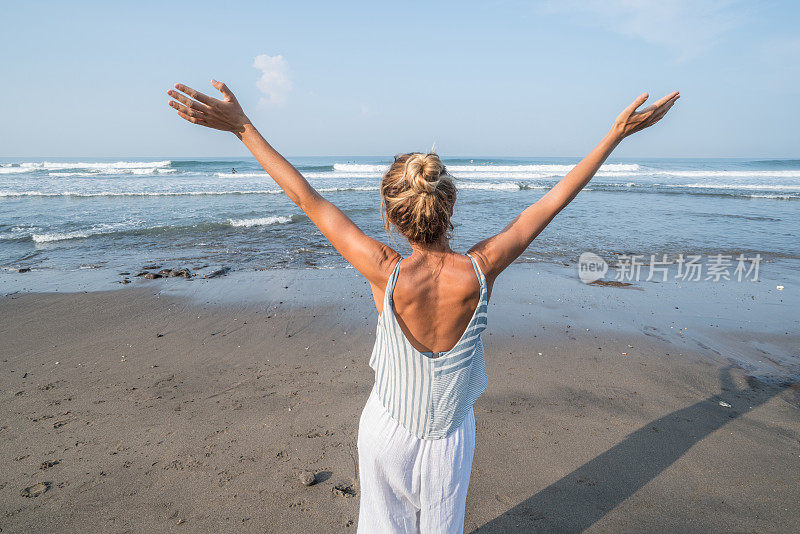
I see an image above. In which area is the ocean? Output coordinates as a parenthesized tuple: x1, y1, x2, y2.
(1, 157, 798, 280)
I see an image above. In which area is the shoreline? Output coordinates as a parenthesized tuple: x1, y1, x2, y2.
(3, 259, 798, 379)
(1, 263, 798, 532)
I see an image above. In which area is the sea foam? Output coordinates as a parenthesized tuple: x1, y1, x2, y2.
(0, 161, 173, 175)
(228, 216, 294, 227)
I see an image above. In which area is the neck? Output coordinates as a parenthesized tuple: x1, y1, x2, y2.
(409, 237, 453, 257)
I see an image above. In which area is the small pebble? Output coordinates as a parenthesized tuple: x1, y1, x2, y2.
(300, 471, 316, 486)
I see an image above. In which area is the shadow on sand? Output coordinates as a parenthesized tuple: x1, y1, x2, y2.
(471, 366, 796, 533)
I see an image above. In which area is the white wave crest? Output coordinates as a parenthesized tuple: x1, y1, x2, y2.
(0, 161, 172, 175)
(133, 168, 176, 175)
(26, 160, 171, 170)
(32, 222, 137, 243)
(449, 163, 640, 173)
(228, 216, 293, 227)
(216, 172, 270, 178)
(29, 215, 296, 243)
(0, 168, 28, 174)
(46, 172, 100, 177)
(45, 168, 177, 177)
(333, 164, 389, 173)
(657, 170, 800, 178)
(0, 186, 378, 198)
(32, 230, 110, 243)
(747, 193, 798, 199)
(458, 182, 545, 191)
(305, 172, 382, 179)
(670, 183, 800, 191)
(220, 167, 642, 181)
(317, 185, 377, 193)
(0, 190, 285, 198)
(218, 170, 384, 180)
(330, 163, 641, 174)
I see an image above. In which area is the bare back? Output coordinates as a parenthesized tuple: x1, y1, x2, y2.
(372, 253, 490, 354)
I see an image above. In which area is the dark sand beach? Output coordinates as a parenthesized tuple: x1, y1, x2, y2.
(1, 264, 798, 532)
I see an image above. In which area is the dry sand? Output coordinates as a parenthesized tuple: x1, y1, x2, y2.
(1, 265, 798, 533)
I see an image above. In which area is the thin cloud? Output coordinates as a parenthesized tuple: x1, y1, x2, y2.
(253, 54, 292, 105)
(544, 0, 749, 61)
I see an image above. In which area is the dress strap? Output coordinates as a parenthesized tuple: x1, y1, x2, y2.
(385, 257, 402, 302)
(465, 253, 486, 292)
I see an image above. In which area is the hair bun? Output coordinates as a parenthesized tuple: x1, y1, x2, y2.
(381, 151, 457, 244)
(405, 153, 444, 194)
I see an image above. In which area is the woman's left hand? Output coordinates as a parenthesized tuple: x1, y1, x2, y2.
(612, 91, 680, 139)
(167, 80, 250, 135)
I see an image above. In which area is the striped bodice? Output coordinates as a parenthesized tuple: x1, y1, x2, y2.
(368, 254, 488, 440)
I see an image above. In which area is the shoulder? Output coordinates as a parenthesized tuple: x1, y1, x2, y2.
(465, 250, 490, 281)
(465, 249, 494, 301)
(370, 249, 402, 288)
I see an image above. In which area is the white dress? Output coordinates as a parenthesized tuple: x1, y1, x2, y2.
(357, 254, 487, 533)
(357, 387, 476, 533)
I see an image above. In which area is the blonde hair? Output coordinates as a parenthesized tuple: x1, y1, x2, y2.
(380, 152, 457, 244)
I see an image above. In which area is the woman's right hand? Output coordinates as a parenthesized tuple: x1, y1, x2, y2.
(612, 91, 680, 139)
(167, 80, 251, 136)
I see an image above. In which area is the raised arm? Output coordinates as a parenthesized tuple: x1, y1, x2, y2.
(468, 91, 680, 282)
(167, 80, 399, 286)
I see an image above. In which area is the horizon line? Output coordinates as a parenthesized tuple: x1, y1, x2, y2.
(3, 155, 800, 161)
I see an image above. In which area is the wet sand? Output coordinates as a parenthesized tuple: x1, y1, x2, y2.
(1, 265, 798, 532)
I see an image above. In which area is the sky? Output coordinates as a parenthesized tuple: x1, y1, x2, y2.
(1, 0, 799, 158)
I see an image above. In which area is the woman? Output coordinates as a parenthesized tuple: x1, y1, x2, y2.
(167, 81, 678, 533)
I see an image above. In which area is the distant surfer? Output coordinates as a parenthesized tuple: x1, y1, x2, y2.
(231, 168, 237, 174)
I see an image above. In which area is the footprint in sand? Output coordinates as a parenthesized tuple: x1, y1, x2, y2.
(20, 482, 51, 498)
(332, 480, 358, 498)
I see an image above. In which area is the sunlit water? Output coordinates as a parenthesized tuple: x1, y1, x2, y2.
(1, 157, 798, 274)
